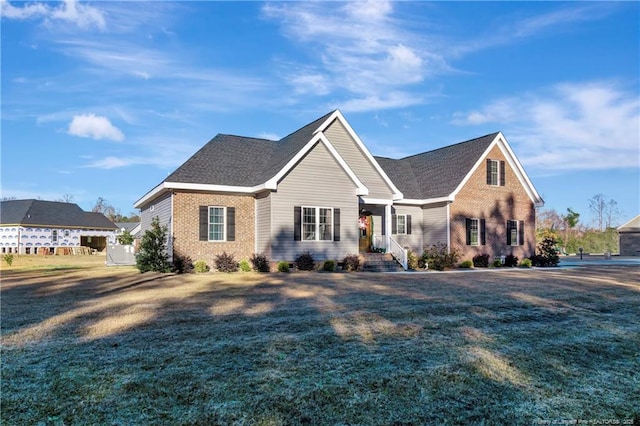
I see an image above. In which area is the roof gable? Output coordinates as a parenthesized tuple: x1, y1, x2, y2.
(0, 199, 117, 229)
(618, 215, 640, 232)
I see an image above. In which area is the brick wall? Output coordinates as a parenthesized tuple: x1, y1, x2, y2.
(172, 191, 255, 268)
(449, 145, 536, 260)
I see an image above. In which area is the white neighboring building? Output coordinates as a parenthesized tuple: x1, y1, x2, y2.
(0, 199, 118, 254)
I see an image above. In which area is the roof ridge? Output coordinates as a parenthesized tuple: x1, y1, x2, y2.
(397, 132, 500, 161)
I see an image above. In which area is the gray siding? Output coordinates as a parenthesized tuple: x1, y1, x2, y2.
(139, 192, 173, 258)
(324, 119, 395, 199)
(255, 191, 272, 257)
(619, 233, 640, 256)
(392, 205, 424, 252)
(422, 203, 449, 248)
(271, 141, 359, 261)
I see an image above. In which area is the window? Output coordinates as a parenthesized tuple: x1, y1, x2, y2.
(64, 230, 70, 237)
(396, 214, 407, 235)
(209, 207, 225, 241)
(199, 206, 235, 242)
(486, 159, 505, 186)
(392, 214, 412, 235)
(466, 218, 486, 246)
(52, 229, 58, 244)
(506, 220, 525, 246)
(302, 207, 333, 241)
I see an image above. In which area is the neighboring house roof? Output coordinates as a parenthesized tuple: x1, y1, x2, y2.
(618, 215, 640, 233)
(0, 199, 117, 229)
(115, 222, 141, 233)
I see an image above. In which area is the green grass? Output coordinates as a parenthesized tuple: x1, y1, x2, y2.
(2, 263, 639, 425)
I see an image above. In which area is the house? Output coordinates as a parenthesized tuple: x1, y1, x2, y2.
(134, 110, 543, 269)
(618, 215, 640, 256)
(114, 222, 141, 241)
(0, 199, 118, 255)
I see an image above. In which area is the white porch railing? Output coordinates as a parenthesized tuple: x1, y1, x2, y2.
(371, 235, 408, 270)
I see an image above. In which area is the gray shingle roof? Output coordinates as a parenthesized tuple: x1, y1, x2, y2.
(0, 199, 117, 229)
(375, 133, 499, 199)
(165, 111, 335, 186)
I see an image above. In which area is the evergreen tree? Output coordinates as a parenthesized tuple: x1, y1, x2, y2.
(135, 217, 170, 273)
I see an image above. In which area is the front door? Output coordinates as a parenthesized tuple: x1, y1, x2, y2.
(359, 215, 372, 252)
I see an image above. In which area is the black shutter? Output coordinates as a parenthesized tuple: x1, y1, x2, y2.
(500, 161, 506, 186)
(519, 220, 525, 246)
(480, 219, 486, 245)
(406, 215, 412, 234)
(294, 206, 301, 241)
(226, 207, 235, 241)
(391, 214, 397, 235)
(486, 159, 492, 185)
(465, 218, 471, 245)
(506, 220, 513, 245)
(199, 206, 208, 241)
(333, 208, 341, 241)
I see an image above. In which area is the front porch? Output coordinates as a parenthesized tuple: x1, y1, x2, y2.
(358, 202, 408, 269)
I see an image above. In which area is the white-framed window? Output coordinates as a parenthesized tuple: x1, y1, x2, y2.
(488, 159, 499, 186)
(52, 229, 58, 244)
(302, 206, 333, 241)
(507, 220, 521, 246)
(208, 206, 226, 241)
(469, 218, 479, 246)
(396, 214, 407, 235)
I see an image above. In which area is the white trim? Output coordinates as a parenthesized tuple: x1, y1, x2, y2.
(134, 181, 266, 209)
(360, 197, 393, 205)
(314, 110, 404, 200)
(396, 214, 408, 235)
(450, 133, 544, 207)
(617, 214, 640, 231)
(393, 196, 455, 206)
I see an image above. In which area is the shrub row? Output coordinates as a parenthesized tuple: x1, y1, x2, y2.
(171, 251, 362, 274)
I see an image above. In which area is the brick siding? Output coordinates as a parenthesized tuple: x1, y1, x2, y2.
(172, 191, 255, 268)
(449, 145, 536, 261)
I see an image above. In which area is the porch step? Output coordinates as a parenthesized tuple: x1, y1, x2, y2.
(361, 253, 404, 272)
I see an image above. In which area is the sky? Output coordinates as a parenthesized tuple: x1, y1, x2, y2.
(1, 0, 639, 227)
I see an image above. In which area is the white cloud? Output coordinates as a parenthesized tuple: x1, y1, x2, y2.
(84, 156, 130, 169)
(452, 81, 640, 171)
(68, 114, 124, 141)
(256, 132, 280, 141)
(263, 1, 442, 111)
(1, 0, 105, 30)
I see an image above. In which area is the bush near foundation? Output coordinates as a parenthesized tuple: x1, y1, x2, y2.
(295, 251, 315, 271)
(214, 252, 238, 273)
(250, 253, 270, 273)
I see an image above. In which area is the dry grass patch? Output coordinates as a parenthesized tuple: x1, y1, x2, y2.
(2, 263, 639, 425)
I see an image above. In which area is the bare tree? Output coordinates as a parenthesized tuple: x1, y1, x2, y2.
(92, 197, 117, 221)
(604, 199, 621, 229)
(55, 193, 74, 203)
(589, 194, 606, 231)
(1, 196, 17, 201)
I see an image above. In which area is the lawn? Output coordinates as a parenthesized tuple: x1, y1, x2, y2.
(1, 258, 639, 425)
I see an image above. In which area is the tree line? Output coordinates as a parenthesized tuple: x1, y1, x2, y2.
(536, 193, 622, 255)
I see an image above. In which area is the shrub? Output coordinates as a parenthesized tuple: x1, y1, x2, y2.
(492, 259, 503, 268)
(116, 229, 134, 245)
(194, 260, 210, 273)
(250, 253, 270, 273)
(460, 260, 473, 268)
(214, 252, 238, 273)
(239, 259, 251, 272)
(136, 217, 171, 273)
(504, 254, 519, 267)
(370, 247, 386, 253)
(533, 237, 560, 267)
(472, 253, 490, 268)
(172, 252, 194, 274)
(295, 251, 315, 271)
(323, 260, 336, 272)
(407, 250, 419, 270)
(421, 243, 460, 271)
(277, 261, 290, 273)
(519, 258, 533, 268)
(342, 254, 360, 272)
(3, 254, 14, 266)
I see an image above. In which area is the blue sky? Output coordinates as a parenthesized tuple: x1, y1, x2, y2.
(2, 1, 639, 226)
